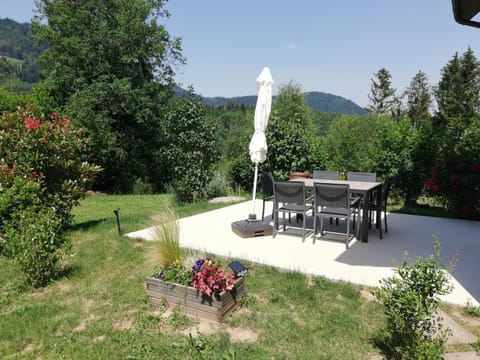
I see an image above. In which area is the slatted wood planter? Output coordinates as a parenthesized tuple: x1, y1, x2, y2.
(145, 276, 245, 322)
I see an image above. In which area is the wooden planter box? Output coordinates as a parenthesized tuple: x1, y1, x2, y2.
(145, 276, 245, 322)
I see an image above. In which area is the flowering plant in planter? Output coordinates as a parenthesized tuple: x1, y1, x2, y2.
(157, 257, 235, 298)
(191, 258, 235, 297)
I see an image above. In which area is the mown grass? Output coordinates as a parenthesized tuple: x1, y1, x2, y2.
(0, 194, 476, 359)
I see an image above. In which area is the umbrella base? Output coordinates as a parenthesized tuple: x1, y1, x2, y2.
(231, 220, 273, 238)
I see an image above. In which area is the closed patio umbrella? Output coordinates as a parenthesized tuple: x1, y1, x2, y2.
(248, 66, 274, 220)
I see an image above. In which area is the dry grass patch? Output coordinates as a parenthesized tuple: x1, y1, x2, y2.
(73, 313, 99, 332)
(113, 318, 136, 331)
(181, 318, 259, 343)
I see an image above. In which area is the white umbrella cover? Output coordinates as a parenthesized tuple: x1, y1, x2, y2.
(248, 67, 274, 220)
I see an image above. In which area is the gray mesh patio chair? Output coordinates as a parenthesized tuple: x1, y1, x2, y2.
(312, 183, 359, 249)
(347, 172, 376, 182)
(347, 171, 377, 222)
(312, 170, 340, 180)
(312, 170, 340, 224)
(272, 181, 312, 241)
(260, 172, 274, 221)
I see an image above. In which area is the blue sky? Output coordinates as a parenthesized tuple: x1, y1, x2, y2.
(1, 1, 479, 107)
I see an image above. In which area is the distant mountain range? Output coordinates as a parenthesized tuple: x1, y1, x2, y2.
(175, 87, 366, 115)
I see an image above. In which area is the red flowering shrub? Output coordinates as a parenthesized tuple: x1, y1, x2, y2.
(0, 105, 100, 285)
(425, 159, 480, 218)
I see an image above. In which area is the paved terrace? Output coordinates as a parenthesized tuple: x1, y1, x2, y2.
(127, 200, 480, 307)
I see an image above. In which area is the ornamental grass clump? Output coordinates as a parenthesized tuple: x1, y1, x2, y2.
(150, 206, 182, 268)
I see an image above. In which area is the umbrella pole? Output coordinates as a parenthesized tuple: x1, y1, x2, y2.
(248, 163, 259, 221)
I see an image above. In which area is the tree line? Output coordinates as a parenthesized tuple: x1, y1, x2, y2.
(0, 1, 479, 217)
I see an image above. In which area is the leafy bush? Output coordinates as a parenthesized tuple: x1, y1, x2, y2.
(425, 158, 480, 217)
(374, 237, 455, 359)
(158, 94, 217, 203)
(205, 171, 231, 198)
(8, 207, 70, 287)
(227, 156, 254, 192)
(464, 301, 480, 317)
(0, 106, 99, 285)
(0, 106, 100, 232)
(132, 178, 153, 195)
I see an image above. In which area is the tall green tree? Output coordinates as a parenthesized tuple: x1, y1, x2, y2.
(32, 0, 184, 192)
(367, 68, 400, 118)
(157, 93, 218, 203)
(429, 48, 480, 217)
(266, 81, 314, 179)
(435, 48, 480, 131)
(404, 70, 432, 129)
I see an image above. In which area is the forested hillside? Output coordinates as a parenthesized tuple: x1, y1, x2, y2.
(195, 90, 366, 114)
(0, 18, 47, 91)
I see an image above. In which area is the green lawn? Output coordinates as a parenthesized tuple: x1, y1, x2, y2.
(0, 194, 477, 359)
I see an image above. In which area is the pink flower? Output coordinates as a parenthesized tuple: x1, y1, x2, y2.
(24, 117, 41, 131)
(191, 261, 235, 297)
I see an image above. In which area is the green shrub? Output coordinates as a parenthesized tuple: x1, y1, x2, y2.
(9, 207, 70, 287)
(132, 178, 153, 195)
(227, 157, 254, 192)
(0, 106, 99, 285)
(425, 158, 480, 218)
(205, 171, 230, 198)
(158, 94, 217, 203)
(374, 237, 455, 359)
(464, 301, 480, 317)
(0, 105, 100, 231)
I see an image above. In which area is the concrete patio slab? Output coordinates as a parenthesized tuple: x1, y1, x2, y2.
(126, 199, 480, 307)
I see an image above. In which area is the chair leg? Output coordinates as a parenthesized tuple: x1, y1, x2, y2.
(384, 210, 388, 233)
(379, 216, 383, 240)
(346, 218, 350, 249)
(262, 199, 266, 221)
(273, 209, 277, 237)
(302, 212, 306, 241)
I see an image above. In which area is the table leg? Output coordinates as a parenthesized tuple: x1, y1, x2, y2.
(376, 185, 383, 239)
(360, 190, 370, 242)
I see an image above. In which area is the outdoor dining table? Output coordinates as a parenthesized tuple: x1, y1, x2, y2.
(290, 178, 383, 243)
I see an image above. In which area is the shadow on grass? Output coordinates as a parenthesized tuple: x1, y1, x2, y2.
(69, 218, 109, 231)
(55, 263, 82, 281)
(371, 335, 391, 359)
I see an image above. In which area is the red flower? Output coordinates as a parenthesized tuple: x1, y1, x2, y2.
(61, 118, 71, 127)
(470, 163, 480, 173)
(24, 117, 41, 131)
(462, 204, 470, 215)
(432, 184, 440, 193)
(191, 261, 234, 297)
(425, 178, 433, 190)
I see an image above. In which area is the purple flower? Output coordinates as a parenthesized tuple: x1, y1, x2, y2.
(192, 259, 205, 273)
(158, 271, 165, 279)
